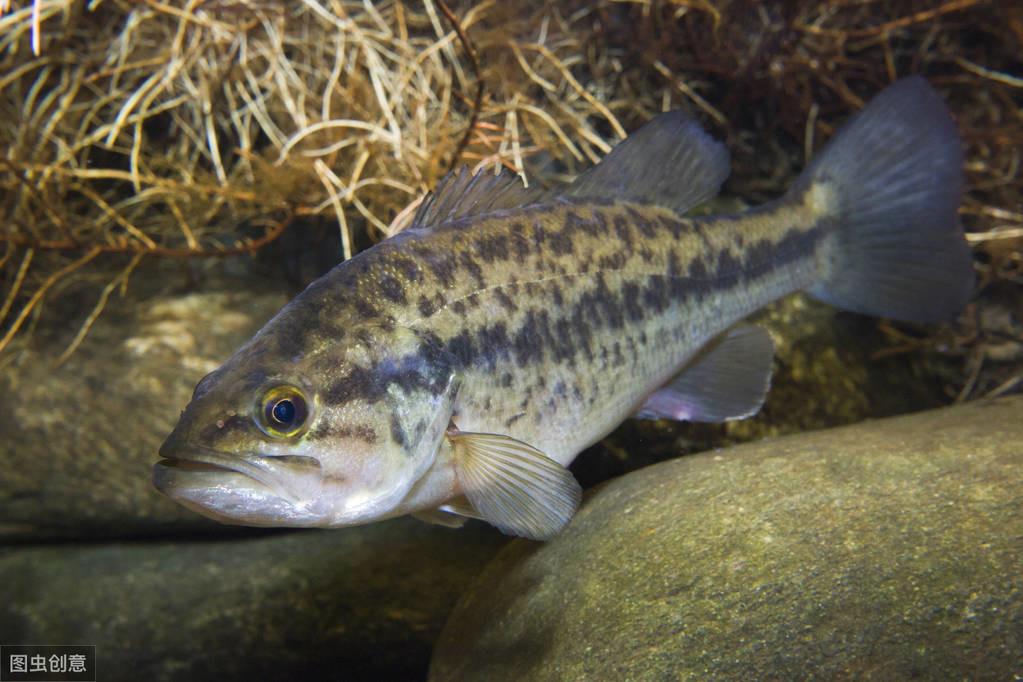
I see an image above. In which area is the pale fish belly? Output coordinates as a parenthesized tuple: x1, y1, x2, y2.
(427, 199, 824, 468)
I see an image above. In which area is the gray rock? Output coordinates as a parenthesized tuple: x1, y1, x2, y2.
(431, 397, 1023, 681)
(0, 519, 506, 681)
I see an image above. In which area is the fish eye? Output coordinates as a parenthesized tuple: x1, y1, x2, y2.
(257, 386, 309, 438)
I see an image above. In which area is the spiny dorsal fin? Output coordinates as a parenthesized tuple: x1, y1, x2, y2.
(447, 430, 581, 541)
(561, 110, 730, 214)
(410, 166, 547, 230)
(636, 324, 774, 423)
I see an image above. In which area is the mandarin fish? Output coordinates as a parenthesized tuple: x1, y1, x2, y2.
(154, 77, 973, 540)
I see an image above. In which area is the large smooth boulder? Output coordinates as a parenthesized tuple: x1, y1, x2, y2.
(432, 397, 1023, 681)
(0, 519, 505, 681)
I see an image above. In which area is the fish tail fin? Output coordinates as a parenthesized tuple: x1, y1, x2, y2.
(794, 76, 974, 323)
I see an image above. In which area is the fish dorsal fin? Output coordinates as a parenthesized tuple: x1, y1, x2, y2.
(562, 110, 730, 214)
(636, 324, 774, 423)
(411, 166, 548, 230)
(447, 430, 581, 541)
(411, 112, 729, 228)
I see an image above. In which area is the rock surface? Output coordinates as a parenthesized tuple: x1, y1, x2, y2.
(0, 519, 505, 682)
(432, 397, 1023, 681)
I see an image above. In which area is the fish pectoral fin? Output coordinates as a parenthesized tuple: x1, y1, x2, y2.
(636, 323, 774, 423)
(447, 430, 582, 541)
(412, 508, 468, 529)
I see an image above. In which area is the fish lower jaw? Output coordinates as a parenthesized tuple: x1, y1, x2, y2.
(152, 460, 328, 527)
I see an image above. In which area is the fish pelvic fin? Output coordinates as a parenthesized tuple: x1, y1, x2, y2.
(447, 429, 581, 541)
(412, 508, 468, 529)
(795, 75, 974, 323)
(439, 495, 482, 520)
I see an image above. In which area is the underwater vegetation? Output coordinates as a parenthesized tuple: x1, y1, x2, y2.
(0, 1, 1021, 680)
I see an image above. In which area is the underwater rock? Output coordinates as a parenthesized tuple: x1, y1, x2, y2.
(0, 272, 289, 539)
(431, 396, 1023, 681)
(0, 519, 506, 682)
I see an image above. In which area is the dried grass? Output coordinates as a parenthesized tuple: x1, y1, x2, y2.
(0, 0, 1020, 393)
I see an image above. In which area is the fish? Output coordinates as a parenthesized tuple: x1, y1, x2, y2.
(154, 76, 973, 540)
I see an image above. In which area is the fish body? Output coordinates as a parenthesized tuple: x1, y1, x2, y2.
(156, 77, 973, 539)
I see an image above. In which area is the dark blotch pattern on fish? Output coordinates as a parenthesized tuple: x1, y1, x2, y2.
(354, 298, 378, 319)
(423, 249, 457, 287)
(504, 413, 525, 428)
(379, 273, 407, 304)
(476, 233, 509, 263)
(326, 365, 386, 405)
(277, 199, 827, 445)
(390, 413, 408, 449)
(494, 287, 518, 313)
(460, 251, 486, 286)
(418, 294, 436, 318)
(312, 422, 379, 444)
(325, 348, 453, 407)
(393, 257, 422, 283)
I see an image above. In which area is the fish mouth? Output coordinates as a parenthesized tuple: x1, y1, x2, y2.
(153, 444, 326, 526)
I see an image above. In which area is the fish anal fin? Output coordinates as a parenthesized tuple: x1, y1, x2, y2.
(636, 324, 774, 423)
(447, 430, 581, 541)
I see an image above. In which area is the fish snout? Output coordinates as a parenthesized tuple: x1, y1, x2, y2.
(158, 423, 189, 460)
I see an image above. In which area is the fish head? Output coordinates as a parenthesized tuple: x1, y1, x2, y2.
(154, 317, 458, 527)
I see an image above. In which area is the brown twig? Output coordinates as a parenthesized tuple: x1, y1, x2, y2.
(795, 0, 983, 39)
(53, 251, 145, 367)
(0, 247, 34, 326)
(0, 213, 295, 257)
(0, 246, 102, 356)
(437, 0, 483, 173)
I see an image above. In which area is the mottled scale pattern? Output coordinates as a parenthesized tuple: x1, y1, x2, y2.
(266, 190, 827, 464)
